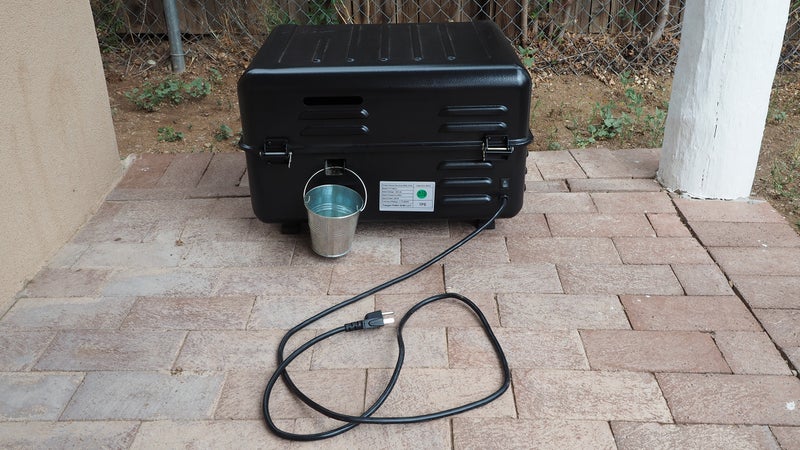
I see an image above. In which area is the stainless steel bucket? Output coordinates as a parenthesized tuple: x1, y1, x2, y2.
(303, 167, 367, 258)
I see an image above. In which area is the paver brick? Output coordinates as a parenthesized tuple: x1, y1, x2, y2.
(45, 243, 90, 268)
(0, 421, 140, 450)
(571, 148, 658, 178)
(620, 295, 760, 331)
(731, 275, 800, 308)
(401, 236, 508, 265)
(449, 328, 588, 369)
(710, 247, 800, 276)
(122, 296, 254, 330)
(613, 237, 712, 264)
(365, 368, 515, 418)
(61, 371, 224, 420)
(216, 266, 331, 296)
(292, 236, 400, 265)
(647, 213, 692, 237)
(788, 347, 800, 369)
(142, 218, 187, 244)
(521, 192, 596, 213)
(0, 297, 135, 330)
(450, 213, 551, 238)
(547, 213, 655, 237)
(0, 332, 55, 370)
(205, 197, 256, 219)
(329, 265, 442, 295)
(753, 309, 800, 347)
(591, 192, 675, 214)
(310, 328, 447, 369)
(507, 236, 621, 264)
(529, 150, 586, 179)
(114, 199, 217, 223)
(249, 295, 376, 330)
(514, 369, 671, 421)
(671, 264, 734, 296)
(35, 330, 185, 371)
(526, 180, 569, 192)
(72, 215, 154, 244)
(292, 419, 450, 450)
(445, 264, 562, 294)
(74, 242, 186, 268)
(657, 373, 800, 425)
(453, 418, 616, 450)
(581, 330, 730, 373)
(498, 293, 629, 330)
(375, 292, 499, 328)
(568, 178, 662, 192)
(103, 268, 217, 297)
(180, 240, 295, 267)
(216, 369, 366, 420)
(0, 372, 83, 420)
(612, 422, 779, 450)
(17, 268, 112, 298)
(356, 220, 450, 238)
(525, 156, 544, 181)
(179, 218, 258, 243)
(771, 426, 800, 450)
(674, 198, 787, 223)
(558, 264, 683, 295)
(691, 221, 800, 247)
(156, 152, 213, 188)
(117, 153, 174, 188)
(192, 153, 249, 198)
(175, 330, 317, 371)
(714, 331, 792, 375)
(131, 420, 287, 449)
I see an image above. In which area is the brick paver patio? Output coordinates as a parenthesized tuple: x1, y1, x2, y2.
(1, 148, 799, 448)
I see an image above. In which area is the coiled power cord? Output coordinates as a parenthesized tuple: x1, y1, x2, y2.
(263, 196, 511, 441)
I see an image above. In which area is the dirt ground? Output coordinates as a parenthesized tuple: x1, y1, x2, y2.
(103, 48, 800, 231)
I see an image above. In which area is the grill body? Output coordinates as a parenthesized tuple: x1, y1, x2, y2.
(238, 21, 533, 225)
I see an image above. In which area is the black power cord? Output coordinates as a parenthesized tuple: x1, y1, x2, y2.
(263, 196, 511, 441)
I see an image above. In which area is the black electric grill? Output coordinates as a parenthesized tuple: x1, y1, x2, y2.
(238, 21, 532, 227)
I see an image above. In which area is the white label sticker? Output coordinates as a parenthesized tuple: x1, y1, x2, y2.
(379, 181, 435, 212)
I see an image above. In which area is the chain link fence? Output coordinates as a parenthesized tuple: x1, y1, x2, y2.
(93, 0, 800, 76)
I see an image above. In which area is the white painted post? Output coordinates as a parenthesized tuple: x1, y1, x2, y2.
(657, 0, 790, 199)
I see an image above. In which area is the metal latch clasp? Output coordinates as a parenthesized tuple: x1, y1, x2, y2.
(259, 138, 292, 167)
(482, 135, 512, 160)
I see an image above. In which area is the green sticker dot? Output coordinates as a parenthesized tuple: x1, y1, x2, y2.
(416, 189, 428, 199)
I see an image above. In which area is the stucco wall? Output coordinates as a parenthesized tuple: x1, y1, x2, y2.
(0, 0, 121, 310)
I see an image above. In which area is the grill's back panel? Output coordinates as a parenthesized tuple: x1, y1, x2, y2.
(238, 21, 533, 224)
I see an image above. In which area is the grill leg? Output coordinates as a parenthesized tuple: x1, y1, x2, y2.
(281, 222, 303, 235)
(474, 219, 495, 230)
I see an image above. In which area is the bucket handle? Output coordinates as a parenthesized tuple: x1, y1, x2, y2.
(303, 167, 368, 212)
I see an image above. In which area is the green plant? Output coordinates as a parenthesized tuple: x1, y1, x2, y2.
(772, 110, 788, 124)
(184, 77, 211, 99)
(769, 147, 800, 201)
(517, 45, 536, 69)
(91, 0, 125, 53)
(262, 3, 294, 30)
(620, 72, 645, 121)
(214, 124, 234, 141)
(644, 107, 667, 147)
(620, 70, 633, 87)
(307, 0, 339, 25)
(124, 76, 211, 112)
(157, 126, 184, 142)
(617, 8, 639, 27)
(590, 102, 630, 139)
(545, 127, 562, 151)
(529, 0, 552, 21)
(208, 67, 223, 85)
